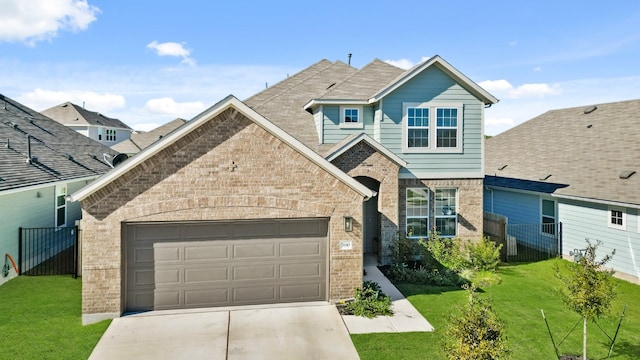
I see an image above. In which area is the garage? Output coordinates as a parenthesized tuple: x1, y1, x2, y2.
(124, 218, 328, 312)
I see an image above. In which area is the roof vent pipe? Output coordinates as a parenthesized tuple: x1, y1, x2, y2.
(348, 53, 352, 66)
(26, 135, 33, 164)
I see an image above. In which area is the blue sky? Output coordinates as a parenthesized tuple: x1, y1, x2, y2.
(1, 0, 639, 134)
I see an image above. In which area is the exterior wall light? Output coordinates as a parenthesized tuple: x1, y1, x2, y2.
(343, 216, 353, 232)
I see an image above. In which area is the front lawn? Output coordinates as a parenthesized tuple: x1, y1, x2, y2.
(0, 276, 110, 359)
(352, 259, 640, 359)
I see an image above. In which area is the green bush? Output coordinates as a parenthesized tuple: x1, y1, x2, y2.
(421, 231, 469, 272)
(345, 280, 393, 318)
(389, 233, 422, 264)
(386, 263, 465, 287)
(467, 237, 502, 272)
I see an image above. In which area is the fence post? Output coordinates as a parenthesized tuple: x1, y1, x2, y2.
(18, 227, 23, 275)
(558, 222, 563, 257)
(73, 225, 79, 279)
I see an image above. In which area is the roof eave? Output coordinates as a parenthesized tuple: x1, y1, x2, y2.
(303, 99, 370, 112)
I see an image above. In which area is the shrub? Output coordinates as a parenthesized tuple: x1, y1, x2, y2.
(385, 263, 465, 287)
(389, 233, 422, 264)
(467, 237, 502, 272)
(443, 284, 509, 360)
(345, 280, 393, 318)
(421, 230, 468, 272)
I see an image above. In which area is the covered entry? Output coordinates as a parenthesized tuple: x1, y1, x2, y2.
(124, 218, 328, 312)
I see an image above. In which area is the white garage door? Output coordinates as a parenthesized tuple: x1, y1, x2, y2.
(124, 218, 328, 312)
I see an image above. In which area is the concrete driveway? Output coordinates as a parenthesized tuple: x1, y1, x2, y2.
(89, 302, 359, 360)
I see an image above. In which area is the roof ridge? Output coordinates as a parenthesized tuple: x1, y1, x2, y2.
(319, 59, 403, 99)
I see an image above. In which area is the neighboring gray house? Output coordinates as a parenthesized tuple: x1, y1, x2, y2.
(0, 94, 120, 286)
(111, 118, 187, 156)
(71, 55, 499, 323)
(484, 99, 640, 284)
(42, 102, 133, 146)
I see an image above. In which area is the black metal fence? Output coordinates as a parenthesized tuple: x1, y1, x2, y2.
(503, 223, 561, 262)
(18, 226, 78, 277)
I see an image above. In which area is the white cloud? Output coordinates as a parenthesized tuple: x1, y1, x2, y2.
(132, 123, 161, 132)
(533, 66, 542, 72)
(142, 97, 206, 118)
(508, 40, 518, 46)
(485, 117, 515, 127)
(383, 56, 431, 70)
(18, 88, 125, 112)
(479, 79, 560, 99)
(147, 41, 196, 66)
(0, 0, 100, 44)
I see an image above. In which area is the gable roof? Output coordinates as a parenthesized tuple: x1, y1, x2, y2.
(369, 55, 498, 105)
(325, 132, 408, 167)
(70, 95, 375, 202)
(42, 102, 132, 130)
(485, 99, 640, 206)
(0, 94, 119, 192)
(111, 118, 187, 154)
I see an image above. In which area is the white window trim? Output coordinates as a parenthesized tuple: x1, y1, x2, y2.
(406, 188, 430, 239)
(608, 206, 626, 230)
(55, 184, 67, 228)
(402, 102, 463, 153)
(540, 198, 557, 236)
(106, 128, 117, 142)
(435, 188, 458, 238)
(339, 105, 364, 129)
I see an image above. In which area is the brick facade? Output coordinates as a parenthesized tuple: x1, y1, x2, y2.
(80, 108, 366, 323)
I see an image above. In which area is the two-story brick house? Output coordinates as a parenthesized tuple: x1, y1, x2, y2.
(72, 55, 497, 324)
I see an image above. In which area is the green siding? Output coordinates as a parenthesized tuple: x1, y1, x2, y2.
(380, 66, 484, 176)
(323, 105, 374, 144)
(559, 200, 640, 280)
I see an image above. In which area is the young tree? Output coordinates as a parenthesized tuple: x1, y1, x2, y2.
(443, 284, 509, 360)
(556, 239, 616, 360)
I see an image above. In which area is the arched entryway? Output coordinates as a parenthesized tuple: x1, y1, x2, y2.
(355, 176, 380, 261)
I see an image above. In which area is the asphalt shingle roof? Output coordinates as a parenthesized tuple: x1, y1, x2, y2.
(485, 99, 640, 205)
(41, 102, 132, 130)
(0, 94, 117, 191)
(111, 118, 187, 154)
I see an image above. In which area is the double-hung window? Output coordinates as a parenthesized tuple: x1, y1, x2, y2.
(55, 185, 67, 228)
(406, 188, 429, 238)
(106, 128, 117, 142)
(435, 188, 457, 237)
(340, 106, 364, 129)
(541, 199, 556, 235)
(608, 207, 625, 230)
(403, 102, 462, 152)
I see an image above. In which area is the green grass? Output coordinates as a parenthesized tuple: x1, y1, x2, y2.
(0, 276, 110, 359)
(353, 259, 640, 360)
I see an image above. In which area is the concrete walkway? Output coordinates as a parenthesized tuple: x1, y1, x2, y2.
(90, 302, 359, 360)
(341, 265, 435, 334)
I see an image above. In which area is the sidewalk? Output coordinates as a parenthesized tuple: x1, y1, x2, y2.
(341, 265, 435, 334)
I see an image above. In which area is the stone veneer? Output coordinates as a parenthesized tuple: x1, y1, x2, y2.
(80, 108, 367, 324)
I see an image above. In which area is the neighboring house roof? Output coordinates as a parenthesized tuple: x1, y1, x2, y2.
(111, 118, 187, 154)
(70, 95, 375, 202)
(485, 99, 640, 206)
(0, 94, 120, 191)
(41, 102, 132, 130)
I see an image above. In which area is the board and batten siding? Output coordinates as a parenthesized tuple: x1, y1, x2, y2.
(379, 66, 484, 177)
(322, 105, 375, 144)
(559, 199, 640, 282)
(484, 188, 541, 225)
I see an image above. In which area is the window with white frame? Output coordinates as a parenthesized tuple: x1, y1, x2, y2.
(55, 185, 67, 228)
(406, 107, 429, 149)
(541, 199, 556, 235)
(608, 207, 625, 230)
(97, 127, 103, 141)
(340, 106, 364, 128)
(403, 102, 462, 152)
(106, 128, 116, 142)
(435, 188, 457, 237)
(406, 188, 429, 238)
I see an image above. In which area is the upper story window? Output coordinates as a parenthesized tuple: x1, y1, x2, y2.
(340, 106, 364, 129)
(403, 102, 462, 153)
(97, 127, 103, 141)
(541, 199, 556, 235)
(608, 207, 625, 230)
(435, 188, 458, 237)
(106, 128, 117, 142)
(406, 188, 429, 238)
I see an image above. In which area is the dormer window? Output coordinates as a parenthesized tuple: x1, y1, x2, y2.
(340, 106, 364, 129)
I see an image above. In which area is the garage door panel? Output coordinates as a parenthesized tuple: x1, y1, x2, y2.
(184, 267, 229, 283)
(280, 263, 322, 278)
(280, 284, 322, 300)
(125, 218, 328, 312)
(279, 241, 321, 257)
(233, 243, 276, 259)
(233, 264, 276, 281)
